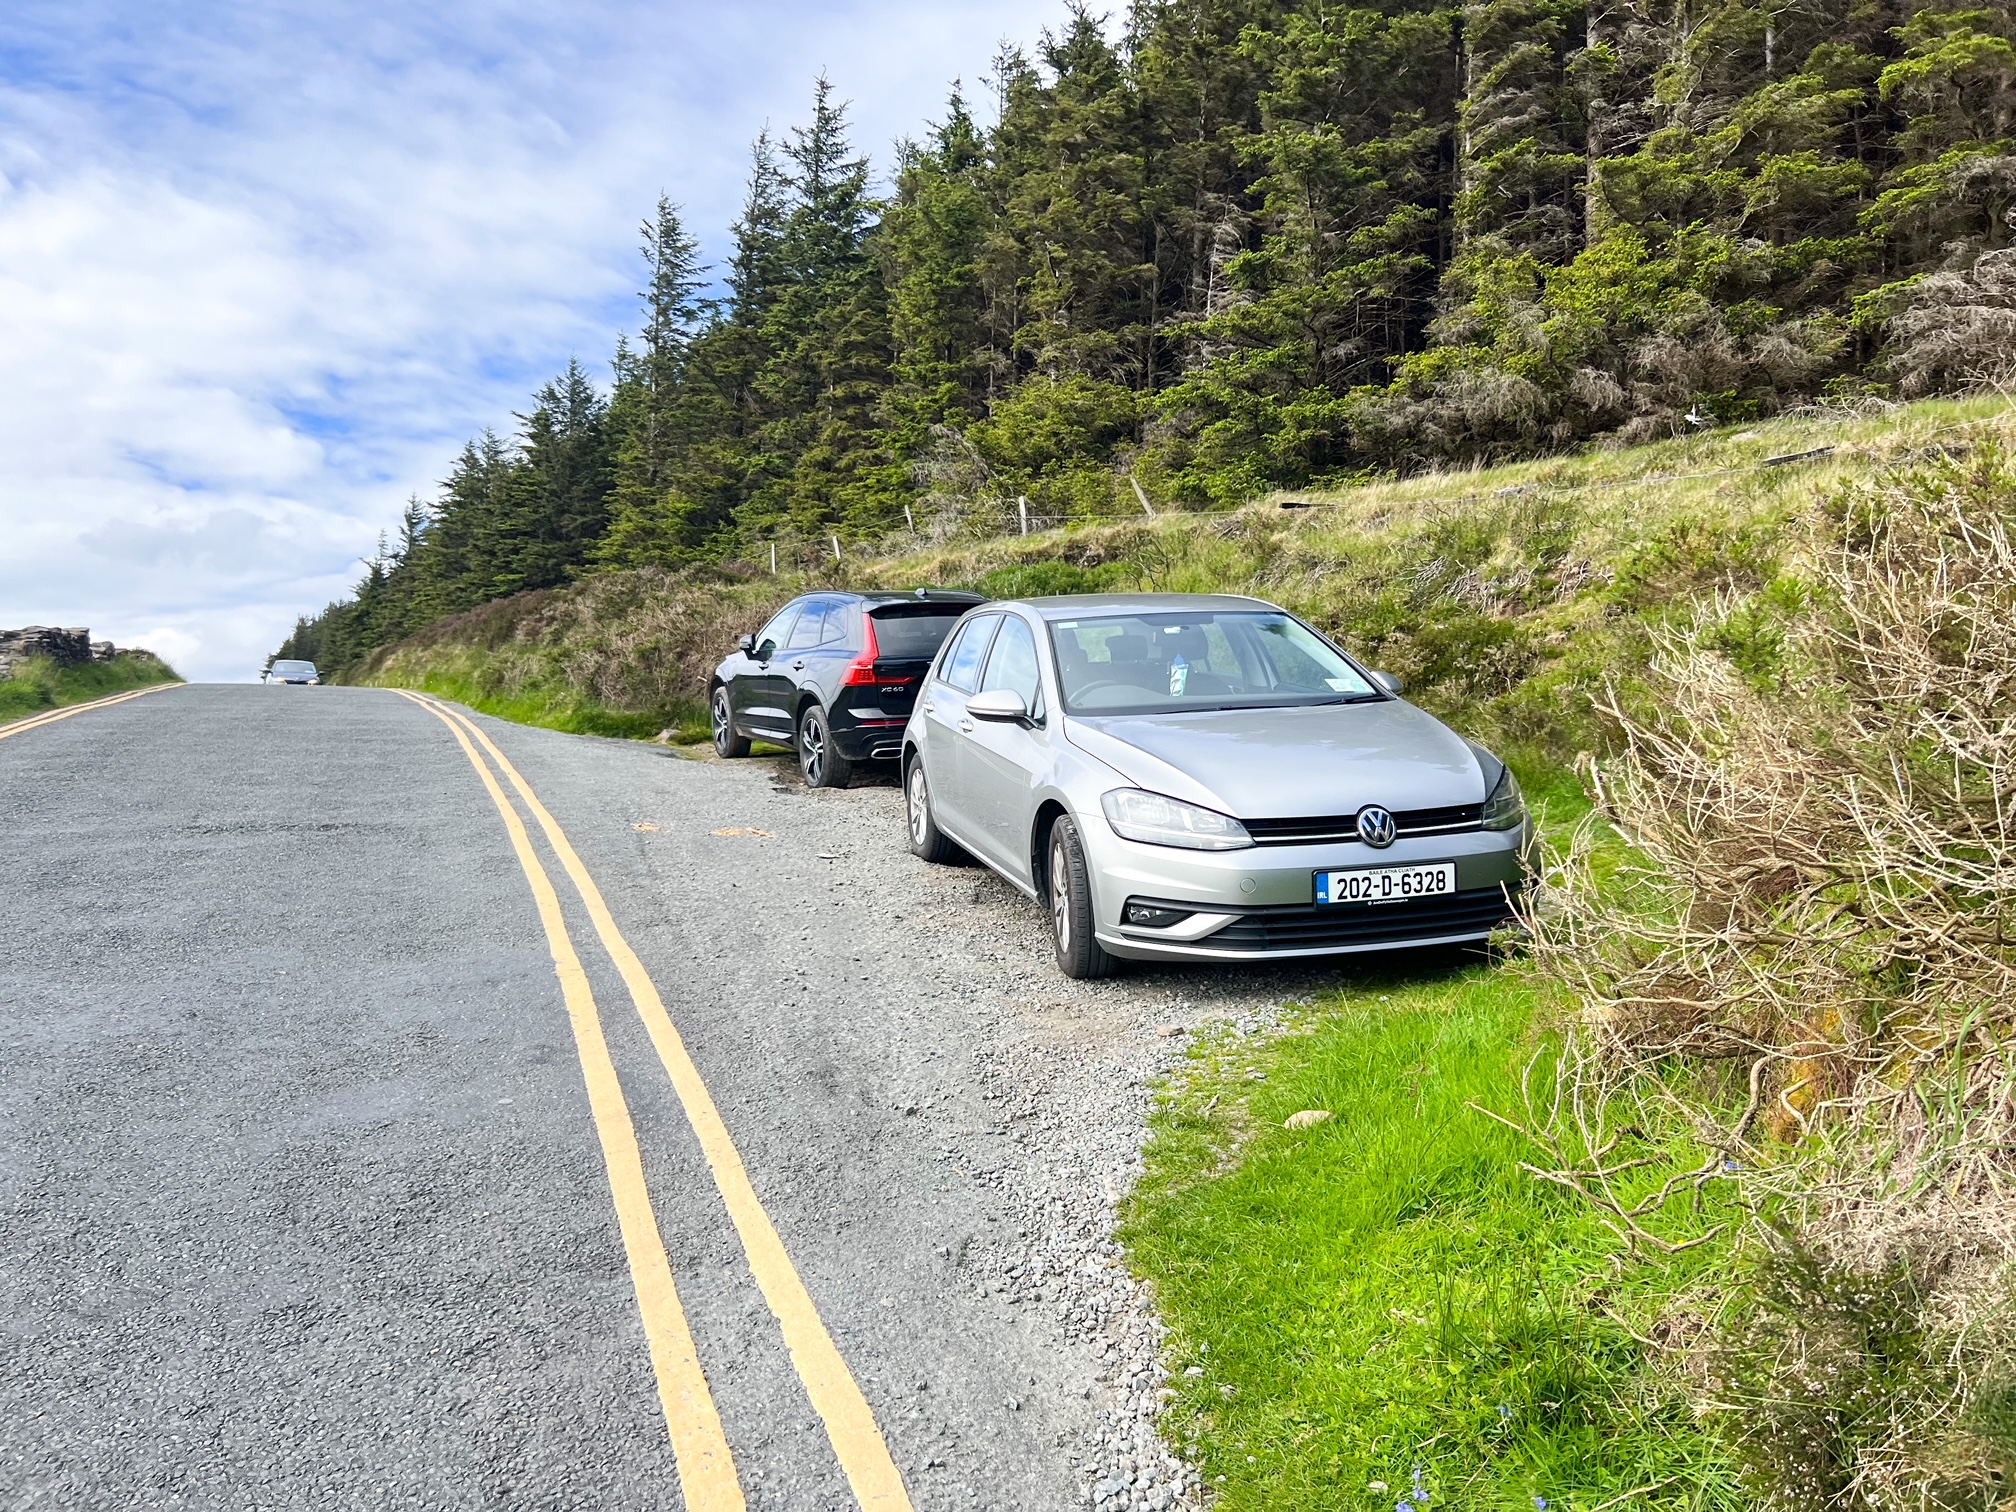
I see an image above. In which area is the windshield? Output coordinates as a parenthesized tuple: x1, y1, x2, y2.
(272, 661, 316, 674)
(868, 607, 968, 659)
(1048, 611, 1378, 715)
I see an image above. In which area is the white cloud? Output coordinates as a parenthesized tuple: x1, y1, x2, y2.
(0, 0, 1064, 680)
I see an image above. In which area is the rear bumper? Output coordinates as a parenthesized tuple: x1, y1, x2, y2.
(832, 716, 909, 762)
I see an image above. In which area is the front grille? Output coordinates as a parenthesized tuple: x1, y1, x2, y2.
(1189, 887, 1519, 952)
(1241, 803, 1484, 846)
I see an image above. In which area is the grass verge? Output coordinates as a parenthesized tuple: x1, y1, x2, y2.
(0, 653, 182, 723)
(1122, 767, 1742, 1511)
(358, 648, 709, 741)
(1125, 963, 1741, 1511)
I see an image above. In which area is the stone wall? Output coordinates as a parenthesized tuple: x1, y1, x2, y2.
(0, 627, 124, 680)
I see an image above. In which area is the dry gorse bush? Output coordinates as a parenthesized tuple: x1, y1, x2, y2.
(1525, 434, 2016, 1505)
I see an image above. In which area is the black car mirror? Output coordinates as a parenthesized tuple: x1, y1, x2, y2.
(967, 689, 1029, 723)
(1369, 669, 1405, 696)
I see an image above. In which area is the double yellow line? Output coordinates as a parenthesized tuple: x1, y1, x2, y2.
(0, 681, 180, 741)
(396, 691, 912, 1512)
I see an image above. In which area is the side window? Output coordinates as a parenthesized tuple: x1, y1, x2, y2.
(938, 615, 1000, 693)
(754, 603, 801, 659)
(785, 601, 830, 650)
(979, 616, 1044, 719)
(819, 602, 852, 647)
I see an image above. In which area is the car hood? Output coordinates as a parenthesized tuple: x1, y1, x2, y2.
(1063, 702, 1484, 818)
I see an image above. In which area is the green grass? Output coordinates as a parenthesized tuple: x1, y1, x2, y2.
(1122, 757, 1744, 1511)
(1125, 959, 1743, 1511)
(361, 654, 708, 742)
(0, 653, 181, 722)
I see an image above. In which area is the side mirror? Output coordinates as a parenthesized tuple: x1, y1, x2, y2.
(967, 689, 1029, 723)
(1369, 669, 1405, 697)
(737, 633, 758, 657)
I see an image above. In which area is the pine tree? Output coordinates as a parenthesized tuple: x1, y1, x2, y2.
(286, 28, 2016, 671)
(595, 199, 709, 568)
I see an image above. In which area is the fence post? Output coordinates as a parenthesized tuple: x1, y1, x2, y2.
(1130, 476, 1156, 517)
(831, 534, 842, 562)
(769, 542, 777, 574)
(1018, 495, 1030, 535)
(904, 505, 916, 535)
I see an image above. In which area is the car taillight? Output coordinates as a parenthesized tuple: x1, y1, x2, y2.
(841, 616, 882, 686)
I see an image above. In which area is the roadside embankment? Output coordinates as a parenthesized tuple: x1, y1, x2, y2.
(0, 627, 180, 723)
(350, 397, 2008, 767)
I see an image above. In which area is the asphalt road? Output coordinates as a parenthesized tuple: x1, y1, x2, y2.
(1, 683, 1179, 1511)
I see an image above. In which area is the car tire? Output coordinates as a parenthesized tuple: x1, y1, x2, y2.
(1047, 816, 1120, 980)
(797, 703, 852, 789)
(712, 686, 751, 758)
(905, 755, 964, 864)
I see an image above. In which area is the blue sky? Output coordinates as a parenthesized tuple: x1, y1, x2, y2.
(0, 0, 1064, 680)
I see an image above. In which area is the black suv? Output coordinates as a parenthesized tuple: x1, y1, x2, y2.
(710, 590, 986, 788)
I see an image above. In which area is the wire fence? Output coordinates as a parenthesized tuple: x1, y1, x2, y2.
(751, 402, 2014, 575)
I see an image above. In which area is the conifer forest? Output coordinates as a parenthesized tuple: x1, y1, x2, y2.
(284, 0, 2016, 669)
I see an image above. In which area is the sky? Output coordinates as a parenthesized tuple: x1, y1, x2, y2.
(0, 0, 1066, 681)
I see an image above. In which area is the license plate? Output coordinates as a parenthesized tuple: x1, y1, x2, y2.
(1315, 862, 1457, 906)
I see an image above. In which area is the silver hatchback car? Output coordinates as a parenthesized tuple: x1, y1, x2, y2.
(900, 593, 1535, 978)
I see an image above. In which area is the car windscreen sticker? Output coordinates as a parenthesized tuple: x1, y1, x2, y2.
(1325, 678, 1356, 691)
(1169, 655, 1189, 696)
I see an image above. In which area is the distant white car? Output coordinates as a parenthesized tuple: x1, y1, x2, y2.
(268, 660, 320, 685)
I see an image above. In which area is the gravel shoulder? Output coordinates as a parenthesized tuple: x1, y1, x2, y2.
(486, 714, 1358, 1511)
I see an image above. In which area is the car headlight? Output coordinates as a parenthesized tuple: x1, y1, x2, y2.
(1100, 789, 1253, 851)
(1481, 763, 1526, 830)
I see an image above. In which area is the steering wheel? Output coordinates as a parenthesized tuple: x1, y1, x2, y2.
(1072, 679, 1140, 698)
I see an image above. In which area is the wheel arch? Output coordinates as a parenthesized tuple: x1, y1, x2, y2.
(1031, 799, 1071, 903)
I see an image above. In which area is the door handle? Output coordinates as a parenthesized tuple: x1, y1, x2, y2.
(958, 718, 974, 732)
(792, 660, 806, 670)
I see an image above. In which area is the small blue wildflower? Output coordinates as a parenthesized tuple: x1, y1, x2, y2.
(1498, 1403, 1513, 1421)
(1398, 1501, 1412, 1512)
(1535, 1498, 1548, 1510)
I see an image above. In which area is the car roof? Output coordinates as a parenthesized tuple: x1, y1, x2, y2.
(844, 589, 987, 606)
(1004, 592, 1278, 621)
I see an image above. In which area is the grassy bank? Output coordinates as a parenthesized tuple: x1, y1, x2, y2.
(351, 397, 2009, 767)
(1126, 964, 1742, 1511)
(0, 653, 182, 723)
(1123, 771, 1742, 1509)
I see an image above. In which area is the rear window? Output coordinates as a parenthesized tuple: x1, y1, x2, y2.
(868, 606, 969, 660)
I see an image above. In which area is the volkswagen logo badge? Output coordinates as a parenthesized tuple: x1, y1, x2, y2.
(1356, 805, 1397, 848)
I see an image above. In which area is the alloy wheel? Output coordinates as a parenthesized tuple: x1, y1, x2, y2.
(1050, 839, 1071, 951)
(802, 719, 825, 784)
(711, 691, 730, 744)
(908, 766, 929, 844)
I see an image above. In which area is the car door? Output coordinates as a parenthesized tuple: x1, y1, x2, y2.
(919, 612, 1000, 845)
(959, 613, 1051, 884)
(758, 599, 834, 742)
(789, 597, 854, 719)
(736, 600, 804, 740)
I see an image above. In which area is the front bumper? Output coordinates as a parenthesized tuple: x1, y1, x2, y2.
(1080, 818, 1534, 962)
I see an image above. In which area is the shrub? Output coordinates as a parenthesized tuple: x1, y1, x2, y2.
(1527, 439, 2016, 1505)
